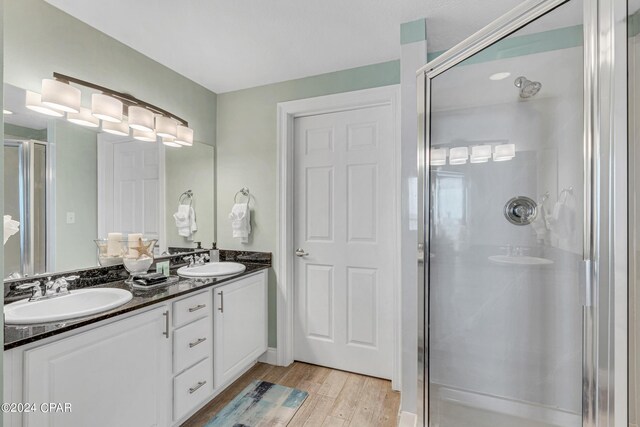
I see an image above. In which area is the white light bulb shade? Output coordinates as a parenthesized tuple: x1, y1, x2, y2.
(25, 91, 64, 117)
(132, 128, 157, 142)
(174, 125, 194, 146)
(67, 107, 100, 128)
(91, 93, 123, 123)
(3, 109, 13, 115)
(102, 119, 130, 136)
(128, 106, 154, 132)
(449, 147, 469, 165)
(155, 116, 178, 138)
(493, 143, 516, 161)
(41, 79, 81, 113)
(470, 145, 492, 163)
(162, 137, 181, 148)
(430, 148, 447, 166)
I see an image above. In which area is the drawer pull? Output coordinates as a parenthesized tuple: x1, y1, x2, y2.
(218, 291, 224, 313)
(163, 310, 170, 339)
(189, 337, 207, 348)
(188, 304, 206, 313)
(189, 381, 207, 394)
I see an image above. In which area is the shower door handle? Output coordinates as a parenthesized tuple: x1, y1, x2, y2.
(579, 259, 594, 307)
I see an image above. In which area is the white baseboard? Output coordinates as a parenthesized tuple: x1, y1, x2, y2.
(398, 411, 417, 427)
(258, 347, 277, 365)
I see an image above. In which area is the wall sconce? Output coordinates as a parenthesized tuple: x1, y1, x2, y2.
(449, 147, 469, 165)
(493, 143, 516, 161)
(430, 148, 447, 166)
(470, 145, 492, 163)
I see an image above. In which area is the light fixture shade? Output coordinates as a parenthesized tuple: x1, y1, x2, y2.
(174, 125, 194, 146)
(41, 79, 81, 113)
(162, 137, 182, 148)
(470, 145, 492, 163)
(3, 109, 13, 115)
(67, 107, 100, 128)
(132, 128, 157, 142)
(92, 93, 123, 123)
(25, 91, 64, 117)
(449, 147, 469, 165)
(128, 106, 154, 132)
(102, 119, 130, 136)
(155, 116, 178, 138)
(493, 143, 516, 161)
(430, 148, 447, 166)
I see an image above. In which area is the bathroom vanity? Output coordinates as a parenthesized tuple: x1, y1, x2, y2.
(3, 267, 268, 427)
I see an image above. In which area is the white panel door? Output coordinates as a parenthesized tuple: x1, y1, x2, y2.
(293, 105, 394, 379)
(100, 138, 162, 242)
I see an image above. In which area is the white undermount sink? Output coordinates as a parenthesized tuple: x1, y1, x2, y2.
(488, 255, 554, 266)
(177, 262, 246, 278)
(4, 288, 133, 325)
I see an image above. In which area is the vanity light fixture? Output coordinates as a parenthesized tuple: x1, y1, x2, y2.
(128, 106, 155, 132)
(430, 148, 447, 166)
(132, 128, 157, 142)
(156, 116, 178, 138)
(41, 78, 81, 113)
(174, 125, 194, 146)
(493, 143, 516, 161)
(470, 145, 492, 163)
(92, 93, 123, 123)
(102, 119, 130, 136)
(162, 137, 182, 148)
(25, 91, 64, 117)
(67, 107, 100, 128)
(449, 147, 469, 165)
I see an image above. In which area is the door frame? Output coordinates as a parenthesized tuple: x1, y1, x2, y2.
(276, 85, 402, 389)
(416, 0, 627, 425)
(97, 133, 167, 253)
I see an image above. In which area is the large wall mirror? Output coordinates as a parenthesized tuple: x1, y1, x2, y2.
(3, 0, 217, 280)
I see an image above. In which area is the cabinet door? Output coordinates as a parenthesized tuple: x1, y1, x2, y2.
(214, 271, 268, 388)
(24, 306, 171, 427)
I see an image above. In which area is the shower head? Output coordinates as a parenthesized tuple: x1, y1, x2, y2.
(514, 76, 542, 98)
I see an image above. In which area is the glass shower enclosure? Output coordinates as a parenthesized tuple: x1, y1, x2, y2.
(417, 0, 624, 425)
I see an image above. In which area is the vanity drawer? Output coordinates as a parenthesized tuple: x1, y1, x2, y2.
(174, 316, 212, 373)
(173, 290, 210, 328)
(173, 357, 213, 422)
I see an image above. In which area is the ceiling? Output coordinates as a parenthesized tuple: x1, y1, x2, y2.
(43, 0, 531, 94)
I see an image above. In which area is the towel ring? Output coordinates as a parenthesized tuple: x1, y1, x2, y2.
(234, 187, 250, 204)
(179, 190, 194, 206)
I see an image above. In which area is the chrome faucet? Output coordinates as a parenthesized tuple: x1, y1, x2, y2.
(183, 255, 196, 267)
(16, 281, 44, 301)
(194, 253, 210, 266)
(16, 276, 78, 302)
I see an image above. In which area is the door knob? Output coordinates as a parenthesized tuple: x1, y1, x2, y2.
(295, 248, 309, 257)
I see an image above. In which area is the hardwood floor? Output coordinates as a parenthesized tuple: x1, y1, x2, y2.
(182, 362, 401, 426)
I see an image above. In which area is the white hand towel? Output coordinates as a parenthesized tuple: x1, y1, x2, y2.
(174, 204, 197, 240)
(229, 203, 250, 243)
(4, 215, 20, 245)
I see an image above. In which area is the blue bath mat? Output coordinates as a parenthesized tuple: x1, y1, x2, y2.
(205, 380, 308, 427)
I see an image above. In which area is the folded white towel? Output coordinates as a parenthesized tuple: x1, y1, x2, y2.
(4, 215, 20, 245)
(229, 203, 250, 243)
(174, 204, 197, 240)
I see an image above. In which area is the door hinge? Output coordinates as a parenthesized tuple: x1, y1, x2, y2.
(579, 259, 594, 307)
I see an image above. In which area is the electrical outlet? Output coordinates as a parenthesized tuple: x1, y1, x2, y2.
(66, 212, 76, 224)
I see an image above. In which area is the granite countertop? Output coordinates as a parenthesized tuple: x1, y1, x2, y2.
(4, 263, 269, 351)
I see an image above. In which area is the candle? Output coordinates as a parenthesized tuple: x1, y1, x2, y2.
(107, 232, 122, 257)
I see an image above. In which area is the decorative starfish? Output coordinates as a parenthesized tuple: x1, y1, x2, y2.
(131, 238, 153, 259)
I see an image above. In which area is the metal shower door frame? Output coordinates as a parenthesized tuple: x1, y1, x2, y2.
(416, 0, 625, 425)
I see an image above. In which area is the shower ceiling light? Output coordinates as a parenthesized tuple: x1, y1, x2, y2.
(470, 145, 492, 163)
(489, 72, 511, 81)
(493, 143, 516, 161)
(67, 107, 100, 128)
(430, 148, 447, 166)
(128, 106, 155, 132)
(25, 91, 64, 117)
(449, 147, 469, 165)
(92, 93, 123, 123)
(156, 116, 178, 138)
(174, 125, 194, 146)
(132, 128, 157, 142)
(41, 78, 81, 113)
(102, 119, 130, 136)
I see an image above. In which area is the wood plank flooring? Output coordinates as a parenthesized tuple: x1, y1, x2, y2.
(182, 362, 400, 427)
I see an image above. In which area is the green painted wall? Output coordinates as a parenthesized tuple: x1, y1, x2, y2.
(53, 121, 98, 271)
(4, 123, 47, 141)
(216, 60, 401, 346)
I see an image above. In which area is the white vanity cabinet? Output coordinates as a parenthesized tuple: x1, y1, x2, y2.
(213, 270, 268, 388)
(19, 305, 171, 427)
